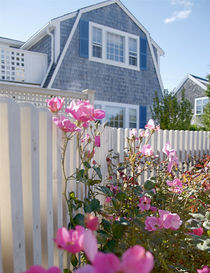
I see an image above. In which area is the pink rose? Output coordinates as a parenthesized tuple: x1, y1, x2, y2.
(85, 214, 99, 231)
(141, 144, 153, 156)
(46, 97, 64, 113)
(94, 109, 105, 119)
(105, 197, 112, 203)
(145, 119, 155, 130)
(52, 116, 79, 132)
(138, 196, 151, 211)
(54, 226, 85, 253)
(167, 178, 183, 194)
(159, 210, 182, 230)
(189, 227, 204, 236)
(145, 216, 162, 231)
(197, 266, 210, 273)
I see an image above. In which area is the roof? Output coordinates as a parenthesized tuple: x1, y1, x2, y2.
(20, 0, 164, 92)
(174, 74, 208, 95)
(21, 0, 164, 55)
(0, 36, 24, 48)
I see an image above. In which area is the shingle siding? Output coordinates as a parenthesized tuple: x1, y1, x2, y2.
(29, 34, 52, 65)
(60, 16, 76, 52)
(176, 78, 206, 109)
(51, 3, 162, 106)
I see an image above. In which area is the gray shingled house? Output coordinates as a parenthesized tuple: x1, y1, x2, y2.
(174, 74, 208, 124)
(0, 0, 164, 128)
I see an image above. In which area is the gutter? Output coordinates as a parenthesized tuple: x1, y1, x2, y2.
(41, 24, 54, 88)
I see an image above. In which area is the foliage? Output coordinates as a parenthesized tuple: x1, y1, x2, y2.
(151, 89, 193, 130)
(24, 98, 210, 273)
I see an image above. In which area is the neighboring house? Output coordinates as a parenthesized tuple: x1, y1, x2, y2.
(174, 74, 209, 124)
(0, 0, 164, 128)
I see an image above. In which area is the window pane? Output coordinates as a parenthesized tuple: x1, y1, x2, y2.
(196, 105, 202, 114)
(129, 38, 137, 66)
(92, 27, 102, 58)
(107, 32, 124, 63)
(129, 108, 137, 128)
(106, 106, 124, 128)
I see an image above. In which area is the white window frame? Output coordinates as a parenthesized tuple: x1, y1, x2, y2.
(95, 100, 139, 128)
(194, 96, 209, 115)
(89, 22, 140, 71)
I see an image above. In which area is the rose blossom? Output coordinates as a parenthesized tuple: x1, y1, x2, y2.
(65, 100, 105, 122)
(197, 266, 210, 273)
(46, 97, 64, 113)
(159, 210, 182, 230)
(54, 226, 85, 253)
(145, 216, 162, 231)
(52, 116, 79, 132)
(189, 227, 204, 236)
(141, 144, 153, 156)
(138, 196, 151, 211)
(85, 214, 99, 231)
(167, 178, 183, 194)
(95, 135, 101, 147)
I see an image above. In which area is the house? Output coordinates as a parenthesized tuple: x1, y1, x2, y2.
(174, 74, 209, 124)
(0, 0, 164, 128)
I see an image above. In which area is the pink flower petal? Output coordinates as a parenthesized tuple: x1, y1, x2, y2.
(83, 230, 98, 263)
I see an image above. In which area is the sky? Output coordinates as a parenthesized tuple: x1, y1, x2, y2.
(0, 0, 209, 91)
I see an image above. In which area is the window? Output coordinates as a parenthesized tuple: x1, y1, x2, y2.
(95, 100, 139, 128)
(106, 106, 124, 128)
(107, 33, 124, 63)
(89, 22, 139, 70)
(195, 97, 209, 115)
(129, 38, 137, 66)
(92, 27, 102, 58)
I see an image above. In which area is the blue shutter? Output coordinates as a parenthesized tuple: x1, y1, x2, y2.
(139, 106, 147, 129)
(79, 20, 89, 58)
(140, 37, 147, 70)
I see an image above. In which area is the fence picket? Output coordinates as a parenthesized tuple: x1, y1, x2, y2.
(7, 98, 26, 273)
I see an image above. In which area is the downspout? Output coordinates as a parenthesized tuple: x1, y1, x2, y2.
(41, 23, 54, 88)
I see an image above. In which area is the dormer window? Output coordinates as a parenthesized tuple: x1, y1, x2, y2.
(89, 22, 139, 70)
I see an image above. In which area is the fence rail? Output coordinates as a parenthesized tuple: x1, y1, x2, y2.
(0, 97, 209, 273)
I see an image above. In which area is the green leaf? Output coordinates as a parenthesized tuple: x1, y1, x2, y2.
(90, 198, 101, 212)
(73, 213, 85, 226)
(112, 223, 125, 239)
(97, 231, 108, 244)
(88, 179, 101, 186)
(84, 200, 91, 213)
(144, 179, 155, 190)
(93, 167, 102, 179)
(98, 186, 112, 196)
(84, 162, 91, 169)
(71, 254, 78, 267)
(101, 219, 112, 232)
(64, 269, 72, 273)
(69, 191, 76, 199)
(76, 169, 85, 181)
(115, 192, 126, 201)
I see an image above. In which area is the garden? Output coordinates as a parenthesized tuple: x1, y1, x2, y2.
(24, 97, 209, 273)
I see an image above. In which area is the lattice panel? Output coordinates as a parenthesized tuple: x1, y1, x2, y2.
(0, 48, 25, 82)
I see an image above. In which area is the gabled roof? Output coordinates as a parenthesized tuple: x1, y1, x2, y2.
(20, 0, 164, 92)
(21, 0, 164, 55)
(174, 74, 208, 95)
(0, 36, 24, 48)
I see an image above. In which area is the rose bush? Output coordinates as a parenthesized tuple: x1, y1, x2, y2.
(23, 97, 209, 273)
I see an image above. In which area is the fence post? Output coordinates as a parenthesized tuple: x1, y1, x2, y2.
(82, 89, 95, 105)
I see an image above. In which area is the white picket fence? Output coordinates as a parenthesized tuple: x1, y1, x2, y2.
(0, 97, 209, 273)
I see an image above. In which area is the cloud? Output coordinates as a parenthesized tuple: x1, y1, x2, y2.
(164, 0, 193, 24)
(164, 9, 191, 24)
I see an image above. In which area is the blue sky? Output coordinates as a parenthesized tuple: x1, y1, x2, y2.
(0, 0, 209, 91)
